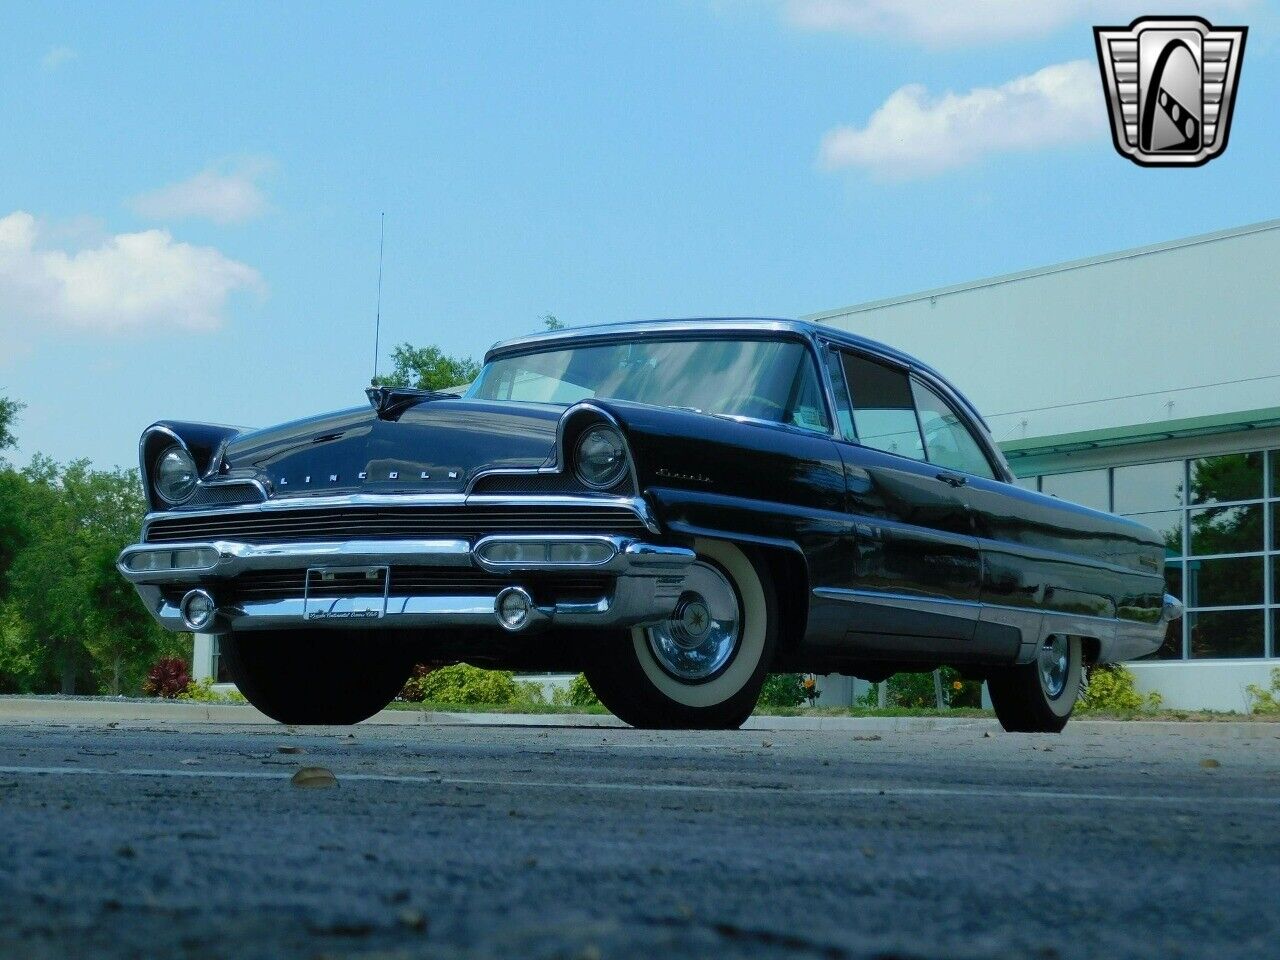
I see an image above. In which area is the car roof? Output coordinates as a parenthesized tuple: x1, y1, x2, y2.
(484, 317, 989, 428)
(487, 316, 925, 364)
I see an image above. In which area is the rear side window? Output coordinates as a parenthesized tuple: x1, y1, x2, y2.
(839, 352, 926, 461)
(912, 381, 996, 479)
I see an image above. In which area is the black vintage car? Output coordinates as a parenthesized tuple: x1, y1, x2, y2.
(119, 319, 1182, 731)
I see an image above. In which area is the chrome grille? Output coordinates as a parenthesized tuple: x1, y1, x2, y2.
(144, 504, 649, 545)
(161, 568, 613, 605)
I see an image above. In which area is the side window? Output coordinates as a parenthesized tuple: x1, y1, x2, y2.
(911, 380, 996, 479)
(840, 352, 926, 461)
(824, 349, 856, 441)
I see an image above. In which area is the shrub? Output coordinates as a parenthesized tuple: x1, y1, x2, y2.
(176, 677, 245, 703)
(143, 657, 191, 698)
(858, 668, 964, 709)
(410, 663, 528, 706)
(1245, 667, 1280, 715)
(1077, 664, 1162, 713)
(399, 664, 433, 703)
(551, 673, 600, 708)
(757, 673, 807, 708)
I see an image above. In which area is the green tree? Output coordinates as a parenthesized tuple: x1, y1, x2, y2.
(541, 314, 564, 331)
(374, 344, 480, 391)
(1, 457, 178, 694)
(0, 393, 22, 454)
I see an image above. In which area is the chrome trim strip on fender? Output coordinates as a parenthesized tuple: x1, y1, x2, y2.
(811, 586, 1170, 664)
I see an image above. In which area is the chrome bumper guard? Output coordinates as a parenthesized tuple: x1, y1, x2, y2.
(118, 536, 696, 633)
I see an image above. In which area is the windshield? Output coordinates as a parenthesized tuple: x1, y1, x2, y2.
(467, 337, 831, 432)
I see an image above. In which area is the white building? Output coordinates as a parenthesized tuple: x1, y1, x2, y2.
(809, 218, 1280, 712)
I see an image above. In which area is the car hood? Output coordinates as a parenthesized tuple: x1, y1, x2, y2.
(221, 399, 564, 497)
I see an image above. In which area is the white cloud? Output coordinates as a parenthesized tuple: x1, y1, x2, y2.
(782, 1, 1251, 47)
(818, 59, 1104, 179)
(40, 46, 76, 70)
(130, 159, 271, 225)
(0, 211, 262, 335)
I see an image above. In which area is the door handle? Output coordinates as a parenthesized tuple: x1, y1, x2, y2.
(936, 472, 967, 488)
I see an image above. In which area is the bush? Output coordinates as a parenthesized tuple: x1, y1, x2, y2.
(1077, 664, 1162, 713)
(757, 673, 808, 708)
(399, 664, 433, 703)
(1245, 667, 1280, 715)
(143, 657, 191, 698)
(176, 677, 245, 703)
(858, 668, 972, 709)
(407, 663, 532, 706)
(551, 673, 600, 708)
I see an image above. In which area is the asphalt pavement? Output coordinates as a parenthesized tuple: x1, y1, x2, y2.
(0, 709, 1277, 959)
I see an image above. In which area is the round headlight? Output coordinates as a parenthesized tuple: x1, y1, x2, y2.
(155, 445, 198, 504)
(574, 426, 627, 489)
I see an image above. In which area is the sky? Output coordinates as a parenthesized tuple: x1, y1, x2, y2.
(1, 0, 1277, 471)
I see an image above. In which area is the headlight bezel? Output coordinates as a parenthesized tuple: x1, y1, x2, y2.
(154, 444, 199, 505)
(573, 424, 628, 490)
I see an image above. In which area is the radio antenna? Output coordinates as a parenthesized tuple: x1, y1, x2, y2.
(371, 212, 386, 385)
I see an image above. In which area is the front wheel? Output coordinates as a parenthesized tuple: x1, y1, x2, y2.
(987, 634, 1082, 733)
(220, 630, 415, 725)
(583, 539, 777, 729)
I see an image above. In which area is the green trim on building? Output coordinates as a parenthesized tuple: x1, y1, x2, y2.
(999, 406, 1280, 461)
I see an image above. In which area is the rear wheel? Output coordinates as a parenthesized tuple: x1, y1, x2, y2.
(987, 634, 1082, 733)
(220, 630, 415, 725)
(583, 539, 776, 729)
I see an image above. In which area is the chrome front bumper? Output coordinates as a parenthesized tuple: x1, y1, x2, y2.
(118, 536, 696, 633)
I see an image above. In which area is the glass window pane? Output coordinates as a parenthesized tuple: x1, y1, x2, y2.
(911, 381, 996, 479)
(1125, 510, 1182, 558)
(1113, 460, 1183, 514)
(1189, 452, 1263, 505)
(1272, 450, 1279, 499)
(1012, 475, 1038, 491)
(1041, 470, 1109, 512)
(825, 349, 855, 441)
(1189, 609, 1264, 659)
(1185, 556, 1263, 608)
(470, 338, 830, 431)
(1188, 504, 1263, 555)
(841, 353, 926, 461)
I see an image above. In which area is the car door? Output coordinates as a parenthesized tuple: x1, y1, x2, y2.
(908, 375, 1045, 658)
(822, 345, 981, 653)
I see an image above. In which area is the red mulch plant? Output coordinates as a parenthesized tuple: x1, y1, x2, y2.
(143, 657, 191, 698)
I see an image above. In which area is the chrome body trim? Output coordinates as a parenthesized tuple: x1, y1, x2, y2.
(138, 425, 190, 505)
(121, 537, 696, 633)
(811, 586, 1178, 664)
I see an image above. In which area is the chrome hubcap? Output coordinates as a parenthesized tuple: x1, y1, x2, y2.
(1039, 635, 1070, 699)
(646, 561, 740, 682)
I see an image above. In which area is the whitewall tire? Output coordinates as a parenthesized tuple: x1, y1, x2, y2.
(584, 538, 777, 729)
(987, 634, 1082, 733)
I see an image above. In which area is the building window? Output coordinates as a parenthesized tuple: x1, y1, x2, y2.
(1188, 609, 1265, 659)
(1015, 448, 1276, 661)
(1040, 469, 1109, 512)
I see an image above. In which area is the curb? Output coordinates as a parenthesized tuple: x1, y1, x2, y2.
(0, 698, 1275, 736)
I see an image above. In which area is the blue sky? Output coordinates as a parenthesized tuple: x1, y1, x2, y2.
(2, 0, 1276, 470)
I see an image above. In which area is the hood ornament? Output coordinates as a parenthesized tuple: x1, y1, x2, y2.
(364, 385, 455, 421)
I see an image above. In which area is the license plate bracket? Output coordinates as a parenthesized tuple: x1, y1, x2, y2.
(304, 565, 390, 621)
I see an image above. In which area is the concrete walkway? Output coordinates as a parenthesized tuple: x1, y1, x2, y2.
(1, 695, 1276, 736)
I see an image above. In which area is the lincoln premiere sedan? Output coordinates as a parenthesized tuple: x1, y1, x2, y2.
(118, 319, 1183, 731)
